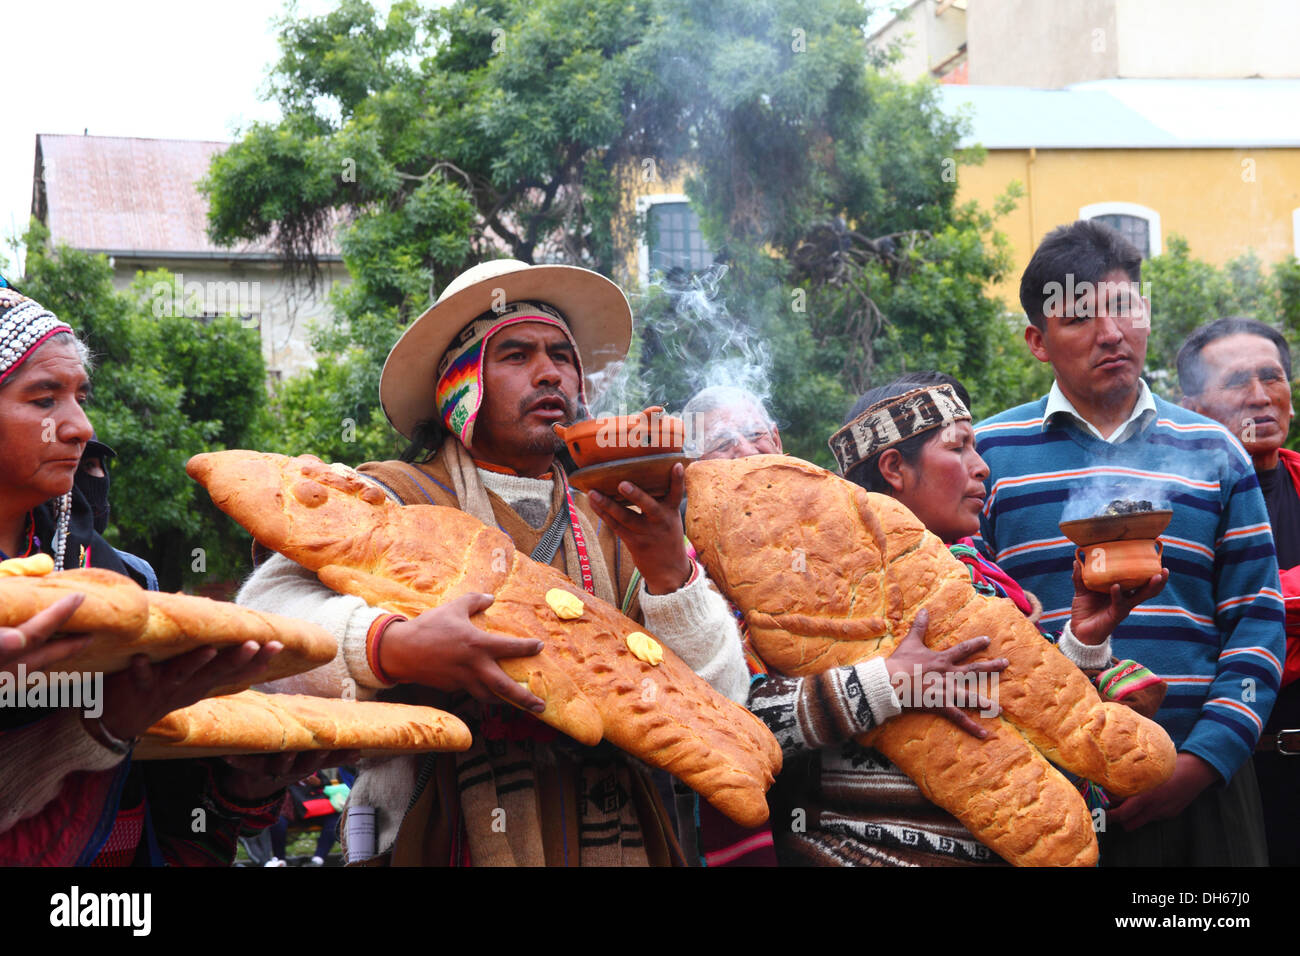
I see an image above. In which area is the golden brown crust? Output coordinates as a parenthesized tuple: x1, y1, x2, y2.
(137, 690, 472, 758)
(685, 454, 1178, 866)
(0, 567, 150, 637)
(0, 568, 336, 688)
(187, 450, 783, 828)
(860, 714, 1098, 867)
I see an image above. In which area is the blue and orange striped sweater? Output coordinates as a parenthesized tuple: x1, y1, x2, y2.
(974, 393, 1285, 783)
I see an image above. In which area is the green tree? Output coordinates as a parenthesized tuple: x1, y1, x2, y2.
(1143, 236, 1300, 394)
(205, 0, 668, 463)
(1141, 235, 1300, 450)
(20, 222, 269, 592)
(611, 4, 1026, 460)
(205, 0, 1025, 468)
(1145, 236, 1253, 387)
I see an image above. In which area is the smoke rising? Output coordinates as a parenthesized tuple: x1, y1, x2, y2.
(584, 263, 775, 422)
(1060, 476, 1173, 523)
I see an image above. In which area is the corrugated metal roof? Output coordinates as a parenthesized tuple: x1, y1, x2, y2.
(33, 134, 340, 257)
(938, 79, 1300, 149)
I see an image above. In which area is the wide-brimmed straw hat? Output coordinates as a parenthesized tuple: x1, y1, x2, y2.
(379, 259, 633, 440)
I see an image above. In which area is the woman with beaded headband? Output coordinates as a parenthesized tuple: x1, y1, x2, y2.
(745, 373, 1171, 867)
(0, 288, 349, 865)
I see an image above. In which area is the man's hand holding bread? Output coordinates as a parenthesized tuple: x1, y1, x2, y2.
(84, 641, 283, 749)
(378, 592, 546, 713)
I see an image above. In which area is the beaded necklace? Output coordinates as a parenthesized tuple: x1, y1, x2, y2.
(51, 492, 72, 570)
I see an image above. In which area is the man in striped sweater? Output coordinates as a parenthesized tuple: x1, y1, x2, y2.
(974, 220, 1285, 866)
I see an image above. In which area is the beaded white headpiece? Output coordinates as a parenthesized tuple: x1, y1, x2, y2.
(0, 288, 74, 386)
(0, 288, 78, 568)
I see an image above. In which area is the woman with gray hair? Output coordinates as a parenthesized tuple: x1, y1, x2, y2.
(0, 287, 341, 865)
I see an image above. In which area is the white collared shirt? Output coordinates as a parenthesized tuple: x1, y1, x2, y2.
(1044, 379, 1156, 444)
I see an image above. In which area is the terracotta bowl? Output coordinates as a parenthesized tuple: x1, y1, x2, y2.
(1076, 538, 1164, 592)
(1060, 508, 1171, 593)
(553, 405, 685, 469)
(1059, 510, 1173, 547)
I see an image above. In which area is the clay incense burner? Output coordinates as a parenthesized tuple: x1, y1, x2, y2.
(553, 405, 685, 469)
(555, 406, 690, 502)
(1059, 506, 1172, 592)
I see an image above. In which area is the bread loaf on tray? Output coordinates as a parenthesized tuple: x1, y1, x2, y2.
(137, 689, 472, 759)
(0, 564, 336, 692)
(685, 454, 1177, 867)
(187, 450, 783, 828)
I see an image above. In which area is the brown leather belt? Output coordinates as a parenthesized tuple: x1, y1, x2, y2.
(1256, 729, 1300, 755)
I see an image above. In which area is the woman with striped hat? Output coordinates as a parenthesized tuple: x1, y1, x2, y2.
(748, 373, 1170, 866)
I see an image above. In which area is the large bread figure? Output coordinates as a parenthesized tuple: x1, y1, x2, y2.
(136, 690, 472, 759)
(685, 454, 1177, 866)
(187, 450, 782, 828)
(0, 560, 336, 692)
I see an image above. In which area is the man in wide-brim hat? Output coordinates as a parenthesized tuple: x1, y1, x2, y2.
(240, 259, 750, 866)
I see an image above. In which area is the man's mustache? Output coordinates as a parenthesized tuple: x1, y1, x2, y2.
(519, 389, 577, 420)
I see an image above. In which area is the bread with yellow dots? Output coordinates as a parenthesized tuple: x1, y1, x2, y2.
(186, 450, 783, 828)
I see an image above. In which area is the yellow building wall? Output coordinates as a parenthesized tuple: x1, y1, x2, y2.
(957, 147, 1300, 307)
(613, 165, 693, 288)
(620, 148, 1300, 310)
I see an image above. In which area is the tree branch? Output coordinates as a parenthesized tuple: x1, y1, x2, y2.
(395, 159, 475, 193)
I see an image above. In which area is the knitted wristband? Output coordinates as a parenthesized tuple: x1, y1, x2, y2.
(366, 613, 406, 687)
(205, 762, 286, 821)
(1097, 659, 1162, 702)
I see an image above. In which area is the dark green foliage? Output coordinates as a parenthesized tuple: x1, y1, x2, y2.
(1144, 236, 1299, 393)
(1142, 235, 1300, 448)
(202, 0, 1034, 470)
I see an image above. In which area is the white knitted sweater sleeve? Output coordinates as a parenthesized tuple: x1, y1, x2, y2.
(236, 553, 390, 699)
(637, 563, 750, 705)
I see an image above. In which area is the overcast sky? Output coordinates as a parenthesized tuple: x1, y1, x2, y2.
(2, 0, 349, 275)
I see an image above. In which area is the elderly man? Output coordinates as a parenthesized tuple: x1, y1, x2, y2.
(240, 260, 747, 866)
(974, 221, 1284, 866)
(670, 385, 784, 865)
(1177, 317, 1300, 864)
(682, 384, 783, 460)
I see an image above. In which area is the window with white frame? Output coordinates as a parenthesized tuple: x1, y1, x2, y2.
(1079, 202, 1162, 259)
(636, 194, 714, 283)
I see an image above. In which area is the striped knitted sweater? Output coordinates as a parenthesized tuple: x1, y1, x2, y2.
(974, 393, 1286, 783)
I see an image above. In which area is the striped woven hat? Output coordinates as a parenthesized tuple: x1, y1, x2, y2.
(380, 259, 632, 441)
(828, 384, 971, 476)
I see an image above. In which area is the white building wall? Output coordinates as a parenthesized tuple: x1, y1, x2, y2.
(968, 0, 1298, 88)
(871, 0, 967, 81)
(108, 258, 349, 379)
(1114, 0, 1300, 79)
(967, 0, 1118, 88)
